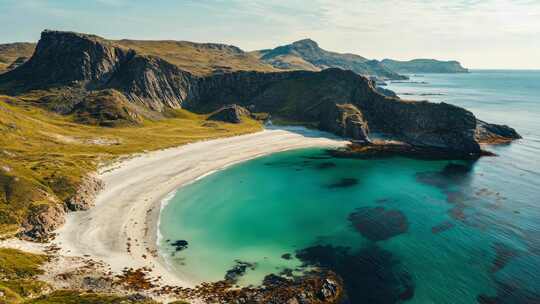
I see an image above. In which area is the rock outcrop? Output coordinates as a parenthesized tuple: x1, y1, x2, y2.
(191, 68, 487, 156)
(0, 30, 195, 112)
(319, 103, 370, 142)
(0, 30, 520, 158)
(22, 203, 66, 241)
(207, 104, 251, 123)
(65, 174, 104, 211)
(475, 120, 521, 144)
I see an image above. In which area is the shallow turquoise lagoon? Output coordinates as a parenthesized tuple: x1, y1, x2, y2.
(159, 70, 540, 303)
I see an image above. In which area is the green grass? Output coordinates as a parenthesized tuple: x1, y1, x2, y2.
(0, 248, 47, 279)
(0, 248, 49, 303)
(0, 94, 262, 238)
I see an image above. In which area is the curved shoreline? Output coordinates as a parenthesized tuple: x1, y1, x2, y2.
(52, 127, 348, 289)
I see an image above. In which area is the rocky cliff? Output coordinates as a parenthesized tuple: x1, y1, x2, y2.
(381, 59, 469, 73)
(0, 30, 519, 157)
(0, 30, 195, 113)
(190, 68, 486, 156)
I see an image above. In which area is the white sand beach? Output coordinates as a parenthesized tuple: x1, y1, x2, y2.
(47, 127, 348, 288)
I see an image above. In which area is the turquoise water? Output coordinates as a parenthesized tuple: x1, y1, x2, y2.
(159, 70, 540, 303)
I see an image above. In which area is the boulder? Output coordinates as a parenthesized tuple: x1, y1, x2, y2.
(208, 104, 251, 123)
(319, 103, 370, 142)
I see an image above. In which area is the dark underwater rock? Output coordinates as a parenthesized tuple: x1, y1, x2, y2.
(327, 178, 358, 189)
(224, 260, 257, 284)
(348, 207, 409, 241)
(171, 240, 188, 252)
(431, 221, 455, 234)
(416, 162, 473, 189)
(490, 242, 520, 273)
(281, 253, 292, 260)
(316, 162, 336, 169)
(296, 244, 414, 304)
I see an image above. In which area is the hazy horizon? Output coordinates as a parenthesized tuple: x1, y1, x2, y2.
(1, 0, 538, 69)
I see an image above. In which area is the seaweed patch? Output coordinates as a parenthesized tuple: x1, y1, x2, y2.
(348, 207, 409, 241)
(431, 221, 455, 234)
(296, 244, 414, 304)
(327, 178, 359, 189)
(224, 260, 257, 284)
(316, 162, 337, 169)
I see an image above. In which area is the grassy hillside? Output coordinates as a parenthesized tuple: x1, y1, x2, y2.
(0, 94, 261, 238)
(0, 39, 276, 77)
(0, 43, 35, 73)
(0, 248, 49, 303)
(250, 50, 320, 71)
(251, 39, 406, 80)
(115, 40, 277, 76)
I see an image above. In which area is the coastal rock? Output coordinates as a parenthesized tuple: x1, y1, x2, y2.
(318, 103, 369, 142)
(475, 119, 521, 144)
(207, 104, 251, 123)
(65, 174, 104, 211)
(21, 202, 66, 241)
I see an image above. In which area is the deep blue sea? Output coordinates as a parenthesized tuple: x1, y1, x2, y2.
(159, 70, 540, 303)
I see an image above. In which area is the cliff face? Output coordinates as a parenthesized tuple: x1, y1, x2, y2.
(0, 30, 518, 157)
(1, 31, 133, 91)
(381, 59, 469, 73)
(190, 68, 482, 155)
(0, 30, 195, 113)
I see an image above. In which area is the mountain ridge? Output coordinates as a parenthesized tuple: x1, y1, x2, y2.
(252, 38, 407, 80)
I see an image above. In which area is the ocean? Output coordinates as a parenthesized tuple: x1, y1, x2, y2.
(158, 70, 540, 303)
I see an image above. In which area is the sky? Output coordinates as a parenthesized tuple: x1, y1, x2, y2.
(0, 0, 539, 69)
